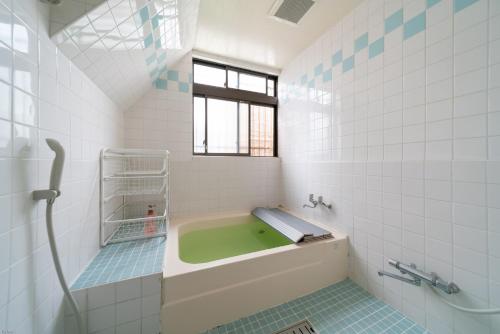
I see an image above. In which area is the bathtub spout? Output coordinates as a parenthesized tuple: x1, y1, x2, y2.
(303, 194, 318, 209)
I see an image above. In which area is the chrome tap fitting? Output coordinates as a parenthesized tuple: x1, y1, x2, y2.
(302, 194, 318, 208)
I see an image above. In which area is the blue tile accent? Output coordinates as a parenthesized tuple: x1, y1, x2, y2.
(308, 80, 315, 88)
(369, 37, 385, 58)
(188, 73, 193, 84)
(152, 13, 160, 29)
(202, 279, 430, 334)
(354, 33, 369, 52)
(342, 56, 354, 72)
(179, 82, 189, 92)
(454, 0, 479, 13)
(157, 53, 166, 63)
(155, 39, 162, 49)
(314, 63, 323, 76)
(301, 74, 308, 85)
(385, 9, 404, 34)
(322, 69, 332, 82)
(404, 12, 426, 39)
(71, 238, 165, 290)
(427, 0, 442, 8)
(167, 70, 179, 81)
(331, 50, 343, 66)
(139, 6, 149, 24)
(146, 54, 156, 65)
(144, 34, 153, 48)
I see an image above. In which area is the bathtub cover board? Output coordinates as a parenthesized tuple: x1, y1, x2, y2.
(202, 279, 430, 334)
(252, 208, 333, 243)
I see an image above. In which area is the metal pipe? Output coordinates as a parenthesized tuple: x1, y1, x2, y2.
(377, 270, 421, 286)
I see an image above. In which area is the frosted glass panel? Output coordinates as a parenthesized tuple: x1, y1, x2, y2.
(239, 73, 266, 94)
(194, 63, 225, 87)
(207, 98, 238, 153)
(193, 97, 205, 153)
(239, 103, 249, 154)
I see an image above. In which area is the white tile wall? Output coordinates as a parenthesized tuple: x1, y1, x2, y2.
(124, 53, 282, 218)
(279, 0, 500, 333)
(65, 274, 161, 334)
(0, 0, 124, 333)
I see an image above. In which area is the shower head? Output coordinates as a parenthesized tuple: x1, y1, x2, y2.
(46, 138, 65, 192)
(40, 0, 63, 5)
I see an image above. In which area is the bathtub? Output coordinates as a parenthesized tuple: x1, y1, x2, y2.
(161, 211, 348, 334)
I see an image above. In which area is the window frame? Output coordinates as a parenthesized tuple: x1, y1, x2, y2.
(192, 58, 278, 157)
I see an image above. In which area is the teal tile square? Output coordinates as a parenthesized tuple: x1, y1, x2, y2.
(354, 33, 368, 52)
(454, 0, 479, 12)
(146, 54, 156, 65)
(369, 37, 384, 58)
(158, 53, 167, 64)
(139, 5, 149, 24)
(385, 9, 404, 34)
(144, 34, 153, 48)
(331, 50, 343, 66)
(404, 12, 426, 39)
(427, 0, 441, 8)
(314, 63, 323, 76)
(342, 56, 354, 72)
(152, 14, 160, 29)
(167, 70, 179, 81)
(308, 80, 314, 88)
(300, 74, 307, 85)
(179, 82, 189, 93)
(322, 69, 332, 82)
(155, 39, 162, 49)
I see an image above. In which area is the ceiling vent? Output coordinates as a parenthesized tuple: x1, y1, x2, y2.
(268, 0, 317, 25)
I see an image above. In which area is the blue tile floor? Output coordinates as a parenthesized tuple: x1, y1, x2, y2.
(71, 237, 165, 290)
(203, 279, 430, 334)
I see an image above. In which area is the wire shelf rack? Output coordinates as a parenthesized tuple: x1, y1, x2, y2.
(100, 148, 169, 246)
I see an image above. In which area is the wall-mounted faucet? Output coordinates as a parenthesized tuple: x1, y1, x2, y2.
(318, 196, 332, 209)
(303, 194, 332, 209)
(378, 259, 459, 294)
(302, 194, 318, 208)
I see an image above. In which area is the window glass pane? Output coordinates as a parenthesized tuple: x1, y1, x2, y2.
(207, 98, 238, 153)
(193, 97, 206, 153)
(250, 105, 274, 157)
(267, 79, 275, 96)
(239, 103, 249, 154)
(239, 73, 266, 94)
(194, 63, 226, 87)
(228, 70, 238, 89)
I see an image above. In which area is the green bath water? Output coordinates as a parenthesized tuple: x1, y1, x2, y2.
(179, 216, 292, 264)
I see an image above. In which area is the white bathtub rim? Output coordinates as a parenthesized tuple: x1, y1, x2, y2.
(163, 209, 346, 278)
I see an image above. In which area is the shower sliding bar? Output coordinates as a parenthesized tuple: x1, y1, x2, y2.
(378, 259, 460, 294)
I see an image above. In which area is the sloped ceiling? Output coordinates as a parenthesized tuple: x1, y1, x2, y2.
(50, 0, 199, 109)
(194, 0, 362, 70)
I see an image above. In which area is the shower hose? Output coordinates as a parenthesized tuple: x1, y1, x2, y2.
(428, 285, 500, 314)
(46, 198, 84, 334)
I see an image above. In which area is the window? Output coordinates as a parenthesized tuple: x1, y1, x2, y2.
(192, 59, 278, 157)
(194, 60, 276, 97)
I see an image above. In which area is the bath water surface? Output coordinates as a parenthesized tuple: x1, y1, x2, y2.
(179, 217, 292, 263)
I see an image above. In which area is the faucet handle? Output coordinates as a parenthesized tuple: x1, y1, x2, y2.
(308, 194, 314, 201)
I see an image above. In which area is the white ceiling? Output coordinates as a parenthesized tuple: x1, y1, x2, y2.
(194, 0, 362, 71)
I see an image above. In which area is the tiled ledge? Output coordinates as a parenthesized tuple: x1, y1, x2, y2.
(65, 237, 165, 334)
(71, 237, 165, 291)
